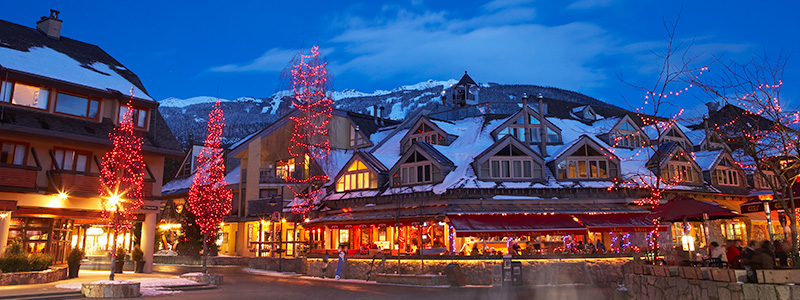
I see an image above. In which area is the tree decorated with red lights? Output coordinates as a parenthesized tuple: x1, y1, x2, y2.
(187, 100, 233, 273)
(284, 46, 332, 214)
(614, 16, 709, 259)
(695, 53, 800, 266)
(98, 92, 146, 280)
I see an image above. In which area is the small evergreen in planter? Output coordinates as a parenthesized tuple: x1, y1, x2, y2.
(67, 248, 85, 278)
(0, 243, 31, 273)
(132, 245, 145, 273)
(29, 253, 53, 271)
(114, 247, 126, 273)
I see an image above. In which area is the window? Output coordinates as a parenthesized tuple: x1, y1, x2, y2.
(483, 145, 542, 179)
(53, 148, 90, 172)
(405, 122, 445, 150)
(55, 93, 98, 118)
(716, 169, 740, 186)
(349, 125, 366, 148)
(119, 106, 148, 128)
(662, 154, 698, 183)
(259, 189, 279, 199)
(1, 81, 49, 109)
(0, 140, 28, 165)
(393, 152, 433, 185)
(498, 112, 560, 144)
(556, 145, 618, 179)
(276, 158, 295, 180)
(756, 172, 780, 190)
(336, 160, 378, 192)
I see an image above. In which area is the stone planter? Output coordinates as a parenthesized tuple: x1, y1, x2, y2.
(81, 281, 141, 298)
(181, 273, 223, 286)
(0, 267, 68, 286)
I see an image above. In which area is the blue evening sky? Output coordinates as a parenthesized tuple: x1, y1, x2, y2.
(2, 1, 797, 117)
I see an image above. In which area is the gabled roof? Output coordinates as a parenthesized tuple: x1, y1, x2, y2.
(0, 19, 152, 101)
(645, 141, 700, 171)
(692, 150, 725, 171)
(474, 135, 544, 164)
(549, 134, 619, 164)
(415, 141, 455, 166)
(331, 151, 388, 188)
(455, 71, 477, 86)
(490, 104, 562, 139)
(344, 110, 401, 139)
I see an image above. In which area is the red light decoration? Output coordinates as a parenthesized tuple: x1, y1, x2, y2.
(286, 46, 332, 214)
(187, 100, 233, 239)
(99, 91, 145, 233)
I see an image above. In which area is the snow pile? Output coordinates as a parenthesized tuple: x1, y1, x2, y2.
(56, 277, 198, 296)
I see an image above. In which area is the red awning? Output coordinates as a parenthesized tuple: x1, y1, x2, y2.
(326, 220, 425, 229)
(448, 214, 587, 237)
(573, 213, 668, 232)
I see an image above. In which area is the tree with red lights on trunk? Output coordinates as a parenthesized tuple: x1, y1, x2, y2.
(99, 93, 146, 280)
(187, 100, 233, 273)
(282, 46, 333, 215)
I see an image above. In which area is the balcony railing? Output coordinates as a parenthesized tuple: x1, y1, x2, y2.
(259, 168, 306, 184)
(0, 164, 39, 190)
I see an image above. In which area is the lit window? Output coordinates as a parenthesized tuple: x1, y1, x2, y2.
(556, 145, 617, 179)
(0, 140, 27, 165)
(276, 158, 296, 180)
(53, 148, 90, 172)
(1, 81, 49, 110)
(56, 93, 99, 118)
(119, 106, 148, 128)
(336, 160, 378, 192)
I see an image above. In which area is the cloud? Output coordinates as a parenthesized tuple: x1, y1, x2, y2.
(567, 0, 618, 10)
(209, 48, 297, 73)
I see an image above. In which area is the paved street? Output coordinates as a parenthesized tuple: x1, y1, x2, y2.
(153, 265, 613, 300)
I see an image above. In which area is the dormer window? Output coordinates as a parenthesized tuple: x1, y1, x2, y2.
(611, 120, 645, 148)
(1, 81, 49, 110)
(495, 111, 561, 144)
(486, 145, 543, 180)
(663, 154, 700, 184)
(394, 152, 432, 185)
(662, 127, 691, 150)
(56, 92, 99, 119)
(350, 125, 367, 148)
(556, 145, 618, 179)
(335, 159, 377, 192)
(715, 159, 742, 186)
(400, 118, 450, 152)
(755, 171, 780, 190)
(119, 105, 148, 128)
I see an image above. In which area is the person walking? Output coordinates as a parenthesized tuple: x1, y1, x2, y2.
(741, 240, 758, 283)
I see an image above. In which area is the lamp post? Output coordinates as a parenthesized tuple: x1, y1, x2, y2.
(759, 194, 775, 243)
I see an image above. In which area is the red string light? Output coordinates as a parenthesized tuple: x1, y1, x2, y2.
(286, 46, 332, 214)
(187, 100, 233, 238)
(99, 89, 145, 232)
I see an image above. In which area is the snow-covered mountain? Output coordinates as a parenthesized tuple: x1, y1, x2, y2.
(159, 78, 620, 150)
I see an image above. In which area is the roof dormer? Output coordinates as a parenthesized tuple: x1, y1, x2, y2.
(571, 105, 598, 122)
(550, 135, 620, 181)
(473, 135, 546, 181)
(605, 115, 647, 148)
(333, 152, 388, 193)
(389, 142, 454, 187)
(491, 105, 562, 146)
(399, 116, 455, 152)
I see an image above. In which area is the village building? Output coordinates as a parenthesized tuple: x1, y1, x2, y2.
(0, 12, 182, 272)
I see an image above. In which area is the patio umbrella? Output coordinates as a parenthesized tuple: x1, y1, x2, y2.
(648, 195, 741, 222)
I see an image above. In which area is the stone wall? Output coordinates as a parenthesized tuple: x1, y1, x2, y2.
(258, 257, 631, 286)
(153, 255, 250, 266)
(0, 266, 68, 286)
(625, 273, 799, 300)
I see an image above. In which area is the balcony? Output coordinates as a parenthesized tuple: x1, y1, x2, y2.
(259, 168, 306, 184)
(49, 170, 99, 196)
(0, 164, 39, 191)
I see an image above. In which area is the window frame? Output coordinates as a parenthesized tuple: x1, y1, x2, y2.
(1, 80, 50, 111)
(0, 140, 30, 166)
(118, 105, 149, 129)
(52, 147, 92, 173)
(54, 91, 100, 120)
(336, 159, 378, 192)
(395, 161, 433, 186)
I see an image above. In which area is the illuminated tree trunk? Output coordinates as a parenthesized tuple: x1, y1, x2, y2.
(99, 92, 146, 280)
(187, 100, 233, 273)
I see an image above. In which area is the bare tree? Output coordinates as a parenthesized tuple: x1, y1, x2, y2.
(694, 52, 800, 267)
(617, 14, 708, 260)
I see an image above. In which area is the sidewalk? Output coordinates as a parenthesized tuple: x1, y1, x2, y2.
(0, 269, 181, 298)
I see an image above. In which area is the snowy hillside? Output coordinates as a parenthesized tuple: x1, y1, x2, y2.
(159, 78, 619, 150)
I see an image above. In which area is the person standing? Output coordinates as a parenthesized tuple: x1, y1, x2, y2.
(726, 240, 741, 269)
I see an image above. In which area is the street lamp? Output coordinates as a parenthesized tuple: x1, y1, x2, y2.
(758, 193, 775, 243)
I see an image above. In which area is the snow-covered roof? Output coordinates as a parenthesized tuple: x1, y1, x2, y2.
(685, 129, 706, 146)
(0, 19, 152, 101)
(162, 165, 240, 196)
(692, 150, 724, 171)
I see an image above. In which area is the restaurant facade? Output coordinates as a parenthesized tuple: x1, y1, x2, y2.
(214, 73, 793, 260)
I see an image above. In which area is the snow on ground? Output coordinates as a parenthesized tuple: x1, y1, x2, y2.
(56, 277, 198, 296)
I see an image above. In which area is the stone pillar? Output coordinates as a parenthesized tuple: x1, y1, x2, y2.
(141, 212, 157, 273)
(0, 211, 10, 254)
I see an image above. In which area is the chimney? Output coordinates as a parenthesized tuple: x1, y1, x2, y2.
(36, 9, 62, 40)
(373, 105, 379, 124)
(705, 102, 719, 114)
(703, 116, 710, 150)
(378, 106, 385, 126)
(522, 93, 532, 143)
(538, 93, 547, 157)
